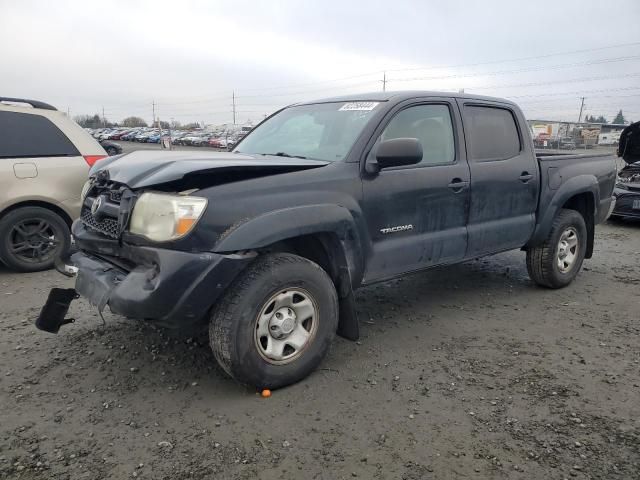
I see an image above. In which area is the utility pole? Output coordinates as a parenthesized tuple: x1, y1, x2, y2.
(232, 91, 236, 125)
(66, 106, 70, 117)
(102, 106, 106, 127)
(152, 100, 156, 126)
(577, 97, 585, 123)
(381, 72, 387, 92)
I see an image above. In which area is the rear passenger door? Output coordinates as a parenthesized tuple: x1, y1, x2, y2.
(459, 102, 539, 256)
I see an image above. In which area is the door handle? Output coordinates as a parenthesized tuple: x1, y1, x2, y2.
(448, 178, 469, 192)
(519, 172, 534, 183)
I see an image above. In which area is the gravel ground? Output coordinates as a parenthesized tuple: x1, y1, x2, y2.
(1, 220, 639, 480)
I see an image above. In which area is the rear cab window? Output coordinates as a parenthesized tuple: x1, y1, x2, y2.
(463, 105, 521, 161)
(0, 111, 79, 158)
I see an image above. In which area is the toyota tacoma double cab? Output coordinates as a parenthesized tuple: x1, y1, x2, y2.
(37, 91, 620, 389)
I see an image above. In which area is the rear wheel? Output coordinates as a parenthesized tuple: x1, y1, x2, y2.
(526, 208, 587, 288)
(209, 253, 338, 389)
(0, 207, 70, 272)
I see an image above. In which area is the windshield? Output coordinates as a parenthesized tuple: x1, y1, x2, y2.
(234, 101, 380, 161)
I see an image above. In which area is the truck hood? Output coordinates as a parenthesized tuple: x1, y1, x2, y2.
(618, 121, 640, 164)
(90, 150, 330, 189)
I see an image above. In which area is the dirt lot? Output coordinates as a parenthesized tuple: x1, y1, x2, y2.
(1, 220, 638, 480)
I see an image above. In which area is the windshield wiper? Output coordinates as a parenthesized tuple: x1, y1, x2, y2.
(260, 152, 309, 159)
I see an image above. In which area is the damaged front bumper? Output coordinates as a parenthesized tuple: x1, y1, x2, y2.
(36, 225, 254, 333)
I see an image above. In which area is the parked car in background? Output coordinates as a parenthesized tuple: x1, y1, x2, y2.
(99, 139, 123, 156)
(121, 130, 142, 141)
(0, 97, 106, 272)
(208, 137, 228, 148)
(178, 133, 204, 146)
(191, 134, 212, 147)
(559, 137, 576, 150)
(612, 121, 640, 219)
(134, 131, 156, 142)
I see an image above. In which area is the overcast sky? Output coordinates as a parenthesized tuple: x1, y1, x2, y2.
(2, 0, 640, 126)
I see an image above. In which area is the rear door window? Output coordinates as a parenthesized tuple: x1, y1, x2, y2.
(464, 106, 521, 161)
(0, 111, 79, 158)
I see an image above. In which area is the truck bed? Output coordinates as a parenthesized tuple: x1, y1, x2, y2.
(528, 151, 617, 247)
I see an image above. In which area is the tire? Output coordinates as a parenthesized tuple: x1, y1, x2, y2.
(0, 207, 71, 273)
(105, 146, 118, 156)
(209, 253, 339, 389)
(526, 208, 587, 289)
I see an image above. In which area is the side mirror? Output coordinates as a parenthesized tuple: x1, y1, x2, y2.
(373, 138, 423, 171)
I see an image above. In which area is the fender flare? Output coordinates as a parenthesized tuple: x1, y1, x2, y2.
(527, 175, 599, 247)
(214, 203, 365, 286)
(213, 204, 365, 340)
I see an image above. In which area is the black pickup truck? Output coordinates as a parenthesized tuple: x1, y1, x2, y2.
(38, 91, 619, 389)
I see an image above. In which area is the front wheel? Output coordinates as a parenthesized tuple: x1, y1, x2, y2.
(209, 253, 339, 389)
(526, 208, 587, 288)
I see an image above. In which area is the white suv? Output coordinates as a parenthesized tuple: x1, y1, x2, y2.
(0, 97, 107, 272)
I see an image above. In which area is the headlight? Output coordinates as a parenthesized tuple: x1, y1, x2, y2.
(129, 192, 207, 242)
(81, 179, 92, 201)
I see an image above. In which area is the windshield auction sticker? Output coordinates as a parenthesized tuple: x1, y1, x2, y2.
(339, 102, 380, 111)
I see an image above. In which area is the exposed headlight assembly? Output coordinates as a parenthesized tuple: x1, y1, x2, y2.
(80, 179, 93, 201)
(129, 192, 207, 242)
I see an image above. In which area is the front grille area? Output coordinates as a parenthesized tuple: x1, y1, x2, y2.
(81, 208, 120, 238)
(80, 180, 129, 239)
(110, 190, 123, 202)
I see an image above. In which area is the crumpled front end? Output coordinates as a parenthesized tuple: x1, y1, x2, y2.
(36, 171, 255, 333)
(70, 227, 254, 326)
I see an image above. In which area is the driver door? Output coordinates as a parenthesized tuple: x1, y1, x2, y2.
(361, 101, 470, 283)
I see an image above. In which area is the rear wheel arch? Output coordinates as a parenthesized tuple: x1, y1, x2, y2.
(0, 200, 73, 228)
(526, 208, 587, 288)
(561, 192, 595, 258)
(527, 177, 599, 253)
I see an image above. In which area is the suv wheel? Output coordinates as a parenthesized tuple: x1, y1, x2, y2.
(0, 207, 71, 272)
(209, 253, 338, 389)
(526, 208, 587, 288)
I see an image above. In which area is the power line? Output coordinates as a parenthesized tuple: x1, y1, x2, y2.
(388, 55, 640, 83)
(508, 86, 640, 99)
(470, 72, 640, 91)
(124, 41, 640, 105)
(384, 40, 640, 74)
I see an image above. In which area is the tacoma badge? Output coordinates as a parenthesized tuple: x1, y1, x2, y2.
(380, 224, 414, 234)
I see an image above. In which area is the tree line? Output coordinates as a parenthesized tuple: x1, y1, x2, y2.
(584, 110, 631, 125)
